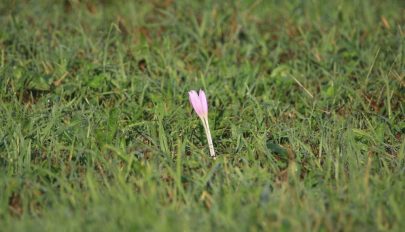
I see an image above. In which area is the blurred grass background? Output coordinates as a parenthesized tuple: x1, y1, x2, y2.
(0, 0, 404, 231)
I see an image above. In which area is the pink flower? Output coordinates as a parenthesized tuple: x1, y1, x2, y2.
(189, 90, 216, 158)
(189, 90, 208, 117)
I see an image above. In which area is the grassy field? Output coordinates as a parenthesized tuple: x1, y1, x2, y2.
(0, 0, 404, 231)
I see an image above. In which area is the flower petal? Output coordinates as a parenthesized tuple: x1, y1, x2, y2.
(198, 90, 208, 115)
(189, 90, 203, 116)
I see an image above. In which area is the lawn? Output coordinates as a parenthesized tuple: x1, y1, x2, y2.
(0, 0, 404, 231)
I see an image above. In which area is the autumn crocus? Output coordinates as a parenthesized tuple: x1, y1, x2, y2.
(189, 90, 216, 159)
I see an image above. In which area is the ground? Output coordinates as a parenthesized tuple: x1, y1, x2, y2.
(0, 0, 404, 231)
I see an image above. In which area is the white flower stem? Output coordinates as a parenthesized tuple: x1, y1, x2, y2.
(200, 116, 216, 159)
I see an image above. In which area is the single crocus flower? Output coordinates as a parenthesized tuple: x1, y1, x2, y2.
(189, 90, 216, 159)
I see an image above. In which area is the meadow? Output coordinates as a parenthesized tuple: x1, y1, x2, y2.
(0, 0, 404, 231)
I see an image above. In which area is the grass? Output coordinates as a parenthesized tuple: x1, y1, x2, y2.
(0, 0, 404, 231)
